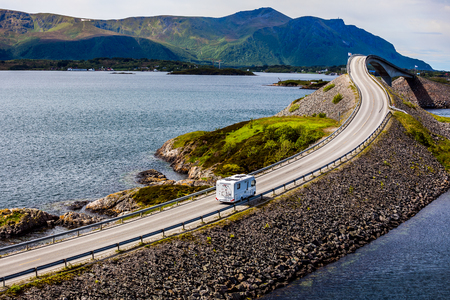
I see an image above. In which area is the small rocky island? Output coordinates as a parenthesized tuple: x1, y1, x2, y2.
(170, 67, 255, 75)
(273, 79, 329, 89)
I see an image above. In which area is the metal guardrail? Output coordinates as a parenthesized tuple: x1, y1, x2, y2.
(0, 58, 364, 258)
(1, 110, 393, 288)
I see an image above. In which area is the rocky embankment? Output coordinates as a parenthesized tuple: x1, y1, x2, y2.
(391, 77, 450, 140)
(8, 116, 450, 299)
(393, 76, 450, 109)
(276, 74, 357, 121)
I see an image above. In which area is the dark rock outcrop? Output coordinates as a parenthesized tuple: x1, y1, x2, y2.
(136, 169, 173, 186)
(0, 208, 59, 239)
(65, 200, 89, 211)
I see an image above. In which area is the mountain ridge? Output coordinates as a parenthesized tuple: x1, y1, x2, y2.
(0, 8, 432, 70)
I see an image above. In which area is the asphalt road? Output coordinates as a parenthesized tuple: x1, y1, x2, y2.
(0, 55, 390, 282)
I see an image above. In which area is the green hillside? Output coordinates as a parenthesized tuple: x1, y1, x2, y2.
(0, 8, 433, 70)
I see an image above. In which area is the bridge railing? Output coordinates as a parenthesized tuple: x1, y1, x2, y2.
(1, 110, 392, 288)
(0, 60, 365, 258)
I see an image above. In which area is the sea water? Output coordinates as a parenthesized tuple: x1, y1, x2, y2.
(0, 71, 334, 215)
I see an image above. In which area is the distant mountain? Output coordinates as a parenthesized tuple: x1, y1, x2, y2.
(0, 8, 432, 70)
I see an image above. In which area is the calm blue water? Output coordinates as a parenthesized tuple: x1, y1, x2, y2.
(264, 109, 450, 299)
(0, 71, 334, 214)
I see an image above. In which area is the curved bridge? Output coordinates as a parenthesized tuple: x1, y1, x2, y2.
(366, 55, 414, 86)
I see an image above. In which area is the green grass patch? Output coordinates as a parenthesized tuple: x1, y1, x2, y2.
(174, 116, 337, 177)
(292, 96, 305, 105)
(173, 131, 208, 148)
(323, 83, 335, 92)
(0, 209, 24, 227)
(332, 93, 343, 104)
(132, 185, 210, 207)
(289, 104, 300, 112)
(427, 112, 450, 123)
(394, 112, 450, 171)
(403, 101, 417, 109)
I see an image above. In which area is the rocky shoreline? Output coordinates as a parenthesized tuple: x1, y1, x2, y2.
(4, 101, 450, 298)
(2, 76, 450, 299)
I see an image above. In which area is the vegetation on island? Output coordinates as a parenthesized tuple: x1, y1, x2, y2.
(1, 58, 200, 72)
(170, 68, 254, 76)
(173, 116, 337, 178)
(274, 79, 328, 89)
(0, 209, 24, 227)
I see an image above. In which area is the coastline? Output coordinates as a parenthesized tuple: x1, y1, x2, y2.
(2, 76, 450, 299)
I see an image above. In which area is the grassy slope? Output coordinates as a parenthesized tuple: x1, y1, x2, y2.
(173, 116, 337, 177)
(394, 112, 450, 171)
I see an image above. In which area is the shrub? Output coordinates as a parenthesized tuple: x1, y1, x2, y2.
(292, 96, 305, 105)
(289, 104, 300, 112)
(332, 93, 343, 104)
(323, 83, 335, 92)
(318, 113, 326, 118)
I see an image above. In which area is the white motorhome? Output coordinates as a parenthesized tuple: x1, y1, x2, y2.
(215, 174, 256, 203)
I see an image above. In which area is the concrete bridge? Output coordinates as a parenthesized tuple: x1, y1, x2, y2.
(366, 55, 414, 86)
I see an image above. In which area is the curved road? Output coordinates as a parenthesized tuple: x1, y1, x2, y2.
(0, 55, 390, 282)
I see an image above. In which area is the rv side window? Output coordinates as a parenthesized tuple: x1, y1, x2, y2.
(237, 183, 240, 189)
(251, 180, 256, 187)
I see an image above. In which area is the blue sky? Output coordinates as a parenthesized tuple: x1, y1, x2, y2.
(1, 0, 449, 70)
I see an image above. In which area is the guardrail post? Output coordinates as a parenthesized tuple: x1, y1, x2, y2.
(117, 243, 120, 251)
(121, 218, 124, 224)
(26, 244, 29, 251)
(201, 216, 204, 223)
(182, 222, 185, 230)
(294, 179, 296, 185)
(91, 251, 95, 260)
(284, 184, 286, 190)
(100, 224, 103, 231)
(272, 189, 275, 196)
(35, 267, 38, 278)
(160, 206, 163, 212)
(64, 259, 67, 268)
(52, 237, 55, 244)
(140, 212, 143, 218)
(140, 236, 143, 244)
(233, 204, 236, 211)
(2, 277, 5, 287)
(218, 210, 221, 218)
(162, 229, 165, 238)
